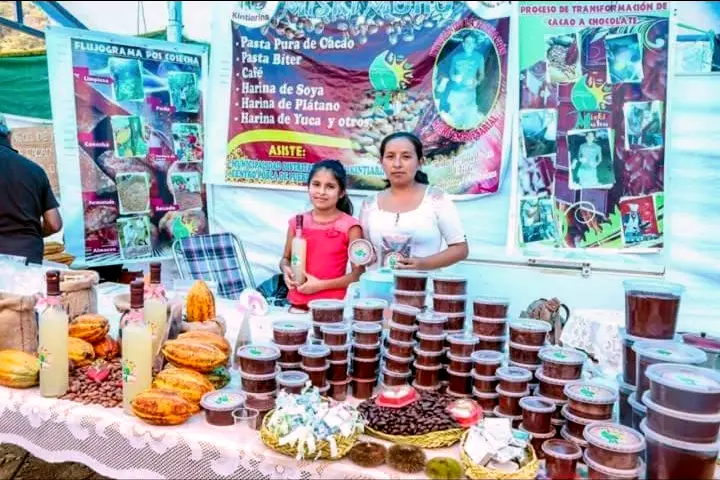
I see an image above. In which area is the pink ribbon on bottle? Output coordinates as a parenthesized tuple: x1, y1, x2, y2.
(144, 283, 167, 301)
(35, 295, 62, 312)
(121, 309, 143, 329)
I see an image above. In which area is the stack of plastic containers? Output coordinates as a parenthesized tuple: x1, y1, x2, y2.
(413, 311, 444, 393)
(393, 271, 428, 310)
(308, 299, 345, 338)
(237, 344, 281, 425)
(277, 370, 309, 395)
(351, 322, 381, 399)
(299, 344, 330, 396)
(471, 297, 510, 353)
(446, 332, 478, 397)
(470, 350, 503, 414)
(494, 366, 532, 428)
(561, 382, 617, 452)
(640, 363, 720, 480)
(518, 396, 556, 459)
(271, 320, 311, 371)
(320, 323, 350, 400)
(509, 319, 550, 385)
(582, 423, 646, 480)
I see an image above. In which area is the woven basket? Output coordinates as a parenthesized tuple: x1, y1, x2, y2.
(259, 409, 361, 460)
(460, 431, 540, 480)
(365, 425, 464, 448)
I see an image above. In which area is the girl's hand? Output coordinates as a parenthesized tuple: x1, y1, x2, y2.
(395, 257, 427, 271)
(282, 265, 298, 289)
(297, 273, 325, 295)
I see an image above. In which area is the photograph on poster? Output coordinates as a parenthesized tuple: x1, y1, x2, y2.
(568, 128, 615, 190)
(520, 108, 558, 158)
(433, 28, 498, 131)
(624, 101, 664, 150)
(168, 71, 201, 113)
(172, 123, 204, 163)
(605, 33, 644, 84)
(111, 115, 148, 159)
(519, 156, 554, 196)
(520, 196, 558, 244)
(619, 195, 660, 246)
(116, 172, 151, 215)
(118, 215, 153, 259)
(109, 57, 145, 102)
(545, 33, 582, 83)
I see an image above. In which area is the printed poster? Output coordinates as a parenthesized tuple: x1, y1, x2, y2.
(47, 27, 209, 266)
(207, 1, 513, 197)
(10, 125, 60, 198)
(516, 1, 671, 250)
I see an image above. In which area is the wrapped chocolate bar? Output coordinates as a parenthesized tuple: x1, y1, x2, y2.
(461, 418, 539, 479)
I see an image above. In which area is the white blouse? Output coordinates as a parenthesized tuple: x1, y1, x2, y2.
(359, 187, 466, 269)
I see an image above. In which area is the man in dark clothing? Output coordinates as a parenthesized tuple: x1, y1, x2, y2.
(0, 114, 63, 264)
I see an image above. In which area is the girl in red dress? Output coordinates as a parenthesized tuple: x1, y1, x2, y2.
(280, 160, 364, 307)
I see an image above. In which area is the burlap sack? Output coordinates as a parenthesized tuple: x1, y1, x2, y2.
(0, 292, 38, 353)
(60, 270, 99, 320)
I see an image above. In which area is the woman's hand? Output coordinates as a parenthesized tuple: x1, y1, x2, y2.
(395, 257, 427, 270)
(297, 273, 325, 295)
(282, 265, 298, 290)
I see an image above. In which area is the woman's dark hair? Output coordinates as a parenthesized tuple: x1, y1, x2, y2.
(379, 131, 430, 186)
(307, 159, 353, 215)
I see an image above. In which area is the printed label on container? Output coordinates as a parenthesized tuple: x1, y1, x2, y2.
(664, 371, 720, 389)
(122, 359, 136, 384)
(38, 347, 51, 370)
(588, 425, 640, 448)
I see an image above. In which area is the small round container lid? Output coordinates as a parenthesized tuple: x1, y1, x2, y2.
(619, 328, 683, 344)
(275, 343, 301, 352)
(416, 332, 446, 341)
(642, 390, 720, 423)
(352, 354, 380, 363)
(519, 396, 556, 413)
(473, 296, 510, 306)
(388, 321, 419, 332)
(471, 371, 498, 381)
(443, 311, 467, 318)
(627, 392, 647, 414)
(616, 374, 637, 394)
(432, 293, 468, 301)
(414, 346, 445, 357)
(201, 391, 246, 412)
(542, 439, 582, 461)
(645, 363, 720, 394)
(328, 342, 352, 351)
(381, 366, 413, 378)
(328, 378, 352, 386)
(560, 425, 588, 447)
(353, 298, 388, 310)
(272, 320, 311, 333)
(471, 350, 504, 364)
(447, 352, 473, 364)
(564, 383, 618, 405)
(509, 360, 540, 371)
(583, 452, 645, 479)
(240, 367, 280, 381)
(509, 341, 544, 352)
(473, 333, 508, 341)
(352, 322, 383, 335)
(539, 346, 588, 365)
(534, 392, 568, 406)
(496, 385, 531, 398)
(509, 319, 552, 333)
(328, 358, 349, 365)
(384, 351, 414, 363)
(497, 366, 533, 383)
(413, 361, 443, 371)
(277, 361, 301, 369)
(535, 369, 579, 386)
(386, 337, 415, 347)
(276, 370, 309, 387)
(633, 340, 707, 364)
(472, 315, 508, 324)
(349, 239, 374, 264)
(300, 362, 330, 372)
(412, 381, 441, 392)
(299, 344, 331, 358)
(583, 422, 646, 453)
(447, 333, 479, 346)
(561, 404, 598, 425)
(237, 344, 281, 362)
(682, 333, 720, 355)
(623, 279, 686, 296)
(321, 323, 350, 334)
(417, 311, 448, 324)
(352, 376, 378, 384)
(446, 367, 473, 378)
(354, 341, 381, 350)
(432, 274, 467, 283)
(308, 299, 345, 310)
(492, 405, 522, 420)
(472, 388, 500, 399)
(394, 270, 428, 279)
(393, 289, 427, 297)
(390, 303, 422, 315)
(640, 418, 720, 452)
(518, 423, 555, 439)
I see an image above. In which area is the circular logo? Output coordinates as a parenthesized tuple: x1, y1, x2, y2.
(231, 1, 279, 29)
(665, 371, 719, 389)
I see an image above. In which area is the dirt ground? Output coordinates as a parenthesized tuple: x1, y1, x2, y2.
(0, 444, 110, 480)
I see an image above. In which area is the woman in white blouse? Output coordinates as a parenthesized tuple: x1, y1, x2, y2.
(360, 132, 469, 270)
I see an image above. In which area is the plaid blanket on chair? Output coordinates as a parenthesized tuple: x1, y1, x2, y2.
(176, 233, 247, 300)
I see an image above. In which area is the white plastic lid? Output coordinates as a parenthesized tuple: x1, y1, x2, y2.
(536, 369, 579, 386)
(352, 322, 382, 335)
(353, 377, 377, 384)
(412, 381, 441, 392)
(583, 452, 645, 479)
(386, 337, 415, 348)
(519, 396, 556, 414)
(493, 405, 522, 420)
(394, 270, 428, 279)
(497, 366, 533, 383)
(509, 341, 544, 352)
(417, 332, 446, 341)
(472, 315, 508, 324)
(276, 370, 309, 387)
(473, 333, 509, 341)
(471, 350, 504, 364)
(564, 383, 618, 405)
(392, 289, 427, 297)
(239, 367, 280, 381)
(308, 299, 345, 310)
(321, 323, 350, 335)
(642, 390, 720, 423)
(633, 340, 707, 364)
(473, 296, 510, 306)
(381, 366, 412, 379)
(496, 385, 531, 398)
(447, 353, 473, 363)
(328, 359, 349, 365)
(275, 343, 300, 352)
(351, 355, 380, 363)
(509, 360, 540, 371)
(539, 346, 588, 365)
(388, 321, 419, 333)
(640, 418, 720, 452)
(432, 274, 467, 283)
(509, 319, 552, 333)
(560, 425, 588, 447)
(353, 298, 388, 310)
(277, 361, 301, 369)
(413, 361, 443, 371)
(237, 345, 281, 362)
(561, 404, 598, 426)
(353, 341, 381, 350)
(471, 371, 498, 381)
(414, 347, 444, 357)
(348, 238, 374, 263)
(518, 423, 555, 439)
(300, 362, 330, 372)
(200, 391, 246, 412)
(447, 333, 479, 346)
(446, 368, 473, 378)
(383, 351, 413, 363)
(472, 388, 500, 399)
(616, 374, 637, 394)
(433, 293, 468, 301)
(328, 378, 352, 386)
(443, 311, 467, 319)
(299, 344, 331, 358)
(390, 303, 422, 314)
(619, 327, 683, 345)
(627, 392, 647, 414)
(328, 342, 352, 352)
(542, 439, 583, 460)
(417, 311, 448, 324)
(272, 320, 311, 333)
(623, 279, 685, 296)
(645, 363, 720, 394)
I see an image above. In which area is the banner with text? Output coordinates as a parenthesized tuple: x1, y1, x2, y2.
(516, 1, 671, 251)
(206, 1, 512, 197)
(47, 27, 209, 266)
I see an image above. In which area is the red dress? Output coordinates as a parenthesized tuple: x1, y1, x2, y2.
(287, 212, 359, 307)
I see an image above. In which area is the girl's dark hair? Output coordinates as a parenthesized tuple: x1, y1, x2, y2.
(307, 159, 353, 215)
(379, 131, 430, 187)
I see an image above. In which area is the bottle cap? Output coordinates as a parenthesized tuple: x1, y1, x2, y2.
(46, 270, 60, 296)
(150, 263, 162, 284)
(130, 280, 145, 309)
(295, 214, 303, 229)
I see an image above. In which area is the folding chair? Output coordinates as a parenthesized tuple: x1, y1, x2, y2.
(172, 233, 256, 300)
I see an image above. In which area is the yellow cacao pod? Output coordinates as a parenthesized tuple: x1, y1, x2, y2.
(68, 337, 95, 367)
(162, 339, 226, 373)
(0, 350, 39, 388)
(131, 389, 194, 426)
(153, 367, 214, 406)
(93, 336, 120, 360)
(186, 280, 215, 322)
(177, 331, 230, 357)
(69, 314, 109, 344)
